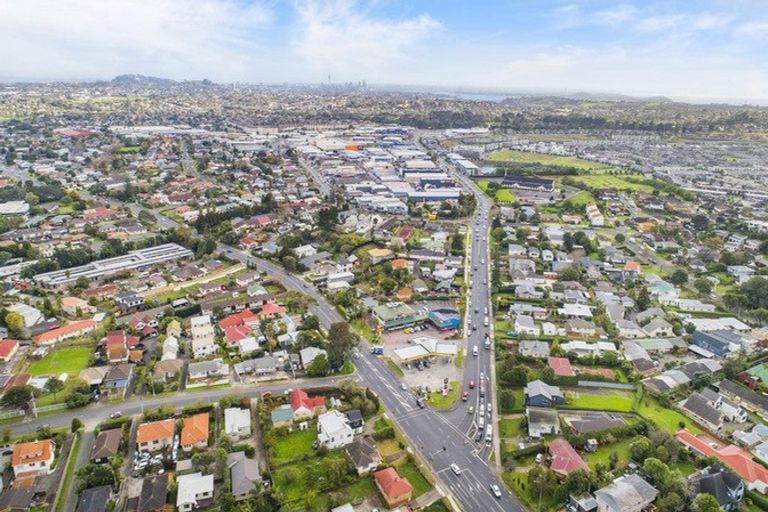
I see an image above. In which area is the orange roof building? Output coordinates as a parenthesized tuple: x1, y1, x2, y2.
(136, 419, 175, 452)
(0, 339, 19, 362)
(181, 413, 209, 451)
(12, 439, 55, 477)
(373, 467, 413, 507)
(33, 319, 97, 346)
(391, 258, 409, 270)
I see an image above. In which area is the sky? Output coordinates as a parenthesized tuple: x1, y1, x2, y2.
(3, 0, 768, 103)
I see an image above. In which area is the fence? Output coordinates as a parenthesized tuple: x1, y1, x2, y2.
(577, 380, 637, 391)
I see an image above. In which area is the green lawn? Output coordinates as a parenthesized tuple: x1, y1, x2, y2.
(455, 348, 465, 368)
(272, 451, 348, 505)
(54, 432, 82, 512)
(585, 438, 634, 471)
(499, 418, 522, 438)
(395, 461, 431, 497)
(502, 470, 560, 512)
(339, 476, 380, 504)
(269, 428, 316, 466)
(570, 175, 654, 193)
(486, 150, 608, 171)
(494, 188, 517, 203)
(636, 396, 699, 434)
(562, 390, 635, 412)
(27, 347, 92, 377)
(384, 357, 405, 378)
(561, 190, 596, 208)
(428, 381, 460, 410)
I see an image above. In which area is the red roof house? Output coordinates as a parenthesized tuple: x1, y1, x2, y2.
(219, 310, 258, 330)
(257, 303, 286, 320)
(548, 357, 575, 377)
(549, 439, 588, 477)
(289, 389, 326, 420)
(374, 467, 413, 507)
(0, 339, 20, 362)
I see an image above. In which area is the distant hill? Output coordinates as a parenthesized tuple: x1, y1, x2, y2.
(111, 74, 214, 87)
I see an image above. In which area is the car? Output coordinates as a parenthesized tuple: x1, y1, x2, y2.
(110, 411, 122, 419)
(400, 383, 408, 391)
(462, 391, 469, 401)
(416, 399, 424, 409)
(490, 484, 502, 498)
(487, 403, 492, 413)
(450, 463, 461, 475)
(468, 406, 475, 415)
(469, 380, 475, 389)
(472, 324, 477, 331)
(480, 372, 485, 380)
(474, 430, 484, 442)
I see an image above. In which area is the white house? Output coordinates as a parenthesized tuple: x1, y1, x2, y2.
(224, 407, 252, 439)
(515, 315, 540, 336)
(176, 472, 214, 512)
(190, 315, 217, 359)
(317, 410, 355, 449)
(11, 440, 55, 477)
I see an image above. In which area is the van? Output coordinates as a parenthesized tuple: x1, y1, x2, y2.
(485, 425, 493, 443)
(478, 416, 485, 430)
(483, 316, 489, 327)
(472, 345, 478, 356)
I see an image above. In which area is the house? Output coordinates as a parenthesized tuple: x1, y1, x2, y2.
(689, 464, 744, 512)
(137, 474, 168, 512)
(0, 488, 34, 512)
(300, 346, 328, 369)
(346, 409, 365, 434)
(153, 359, 183, 382)
(289, 389, 326, 420)
(33, 319, 97, 345)
(594, 474, 658, 512)
(373, 467, 413, 507)
(77, 485, 112, 512)
(136, 419, 175, 452)
(692, 330, 744, 358)
(643, 318, 674, 338)
(345, 436, 382, 475)
(548, 356, 575, 377)
(270, 404, 293, 428)
(187, 359, 228, 382)
(515, 314, 540, 336)
(228, 451, 262, 501)
(61, 296, 95, 317)
(0, 339, 19, 362)
(190, 315, 217, 359)
(567, 319, 599, 338)
(680, 392, 725, 433)
(176, 472, 214, 512)
(91, 428, 122, 464)
(318, 410, 355, 449)
(181, 413, 209, 451)
(11, 439, 55, 477)
(677, 429, 768, 492)
(527, 407, 560, 439)
(549, 438, 588, 477)
(103, 363, 134, 395)
(524, 380, 565, 407)
(224, 408, 252, 439)
(519, 340, 550, 359)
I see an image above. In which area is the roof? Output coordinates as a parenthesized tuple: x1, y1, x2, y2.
(690, 465, 743, 508)
(136, 419, 175, 444)
(549, 439, 588, 476)
(227, 451, 261, 496)
(77, 485, 111, 512)
(91, 428, 122, 460)
(345, 436, 381, 468)
(11, 439, 54, 467)
(0, 339, 19, 358)
(181, 413, 209, 446)
(219, 309, 257, 329)
(33, 319, 97, 344)
(177, 472, 214, 508)
(137, 474, 168, 512)
(224, 407, 251, 434)
(289, 389, 325, 412)
(524, 380, 563, 401)
(680, 393, 723, 426)
(548, 356, 575, 377)
(374, 467, 413, 499)
(594, 474, 658, 512)
(677, 429, 768, 485)
(271, 404, 293, 422)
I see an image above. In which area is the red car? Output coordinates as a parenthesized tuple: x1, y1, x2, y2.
(462, 391, 469, 401)
(469, 380, 475, 389)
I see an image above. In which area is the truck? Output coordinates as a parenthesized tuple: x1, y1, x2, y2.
(371, 346, 384, 355)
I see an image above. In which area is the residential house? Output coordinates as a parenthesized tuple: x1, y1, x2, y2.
(61, 296, 95, 317)
(136, 419, 175, 452)
(11, 439, 55, 477)
(317, 410, 355, 449)
(515, 315, 540, 336)
(0, 339, 19, 362)
(549, 439, 588, 477)
(181, 413, 209, 451)
(227, 451, 262, 501)
(519, 340, 550, 359)
(289, 389, 326, 420)
(689, 464, 744, 512)
(103, 363, 134, 395)
(176, 472, 214, 512)
(187, 359, 228, 383)
(524, 380, 565, 407)
(153, 359, 183, 382)
(91, 428, 122, 464)
(594, 474, 659, 512)
(33, 319, 97, 345)
(548, 356, 575, 377)
(190, 315, 217, 359)
(373, 467, 413, 508)
(77, 486, 112, 512)
(527, 407, 560, 439)
(137, 475, 168, 512)
(346, 409, 365, 434)
(224, 408, 252, 439)
(345, 436, 382, 475)
(270, 404, 293, 428)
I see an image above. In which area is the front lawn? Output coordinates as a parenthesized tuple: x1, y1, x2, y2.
(561, 390, 635, 412)
(27, 347, 92, 377)
(502, 470, 560, 512)
(585, 438, 635, 471)
(499, 418, 522, 438)
(394, 461, 431, 497)
(636, 395, 699, 434)
(269, 428, 316, 466)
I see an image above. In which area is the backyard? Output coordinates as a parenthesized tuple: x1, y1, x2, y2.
(269, 428, 316, 466)
(27, 347, 92, 377)
(561, 390, 635, 412)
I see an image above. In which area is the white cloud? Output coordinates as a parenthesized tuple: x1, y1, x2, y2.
(292, 0, 441, 80)
(592, 4, 637, 25)
(0, 0, 271, 80)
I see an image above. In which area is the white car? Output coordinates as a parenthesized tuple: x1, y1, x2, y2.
(450, 463, 461, 475)
(490, 484, 502, 498)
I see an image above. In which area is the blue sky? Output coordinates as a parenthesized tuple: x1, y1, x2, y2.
(3, 0, 768, 102)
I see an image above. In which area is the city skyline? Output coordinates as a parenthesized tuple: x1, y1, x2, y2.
(4, 0, 768, 104)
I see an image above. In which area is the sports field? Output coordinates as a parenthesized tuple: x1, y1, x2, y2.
(570, 175, 653, 192)
(27, 347, 92, 377)
(486, 149, 609, 170)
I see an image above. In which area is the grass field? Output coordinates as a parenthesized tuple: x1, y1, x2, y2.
(272, 450, 348, 504)
(477, 181, 517, 203)
(395, 461, 431, 497)
(269, 428, 316, 466)
(27, 347, 91, 377)
(562, 390, 635, 412)
(502, 470, 560, 512)
(428, 381, 460, 410)
(486, 150, 608, 171)
(586, 438, 634, 470)
(561, 190, 597, 209)
(499, 417, 523, 438)
(637, 395, 699, 434)
(570, 175, 654, 193)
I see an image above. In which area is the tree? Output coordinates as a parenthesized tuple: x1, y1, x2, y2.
(4, 311, 24, 338)
(561, 469, 591, 497)
(76, 463, 115, 492)
(689, 493, 722, 512)
(693, 278, 712, 295)
(642, 458, 671, 490)
(305, 354, 330, 377)
(630, 437, 654, 462)
(614, 233, 626, 243)
(1, 385, 37, 409)
(24, 191, 39, 206)
(635, 285, 651, 311)
(317, 207, 339, 233)
(656, 492, 684, 512)
(71, 418, 83, 432)
(691, 214, 709, 231)
(45, 377, 65, 400)
(326, 322, 358, 369)
(669, 269, 688, 285)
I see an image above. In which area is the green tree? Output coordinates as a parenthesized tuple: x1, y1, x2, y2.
(4, 311, 24, 338)
(669, 269, 688, 285)
(326, 322, 358, 369)
(630, 437, 654, 462)
(44, 377, 65, 400)
(656, 492, 684, 512)
(305, 354, 330, 377)
(1, 385, 37, 408)
(689, 493, 722, 512)
(693, 278, 712, 295)
(71, 418, 83, 432)
(76, 463, 115, 492)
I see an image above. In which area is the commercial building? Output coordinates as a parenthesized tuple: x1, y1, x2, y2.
(372, 302, 428, 331)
